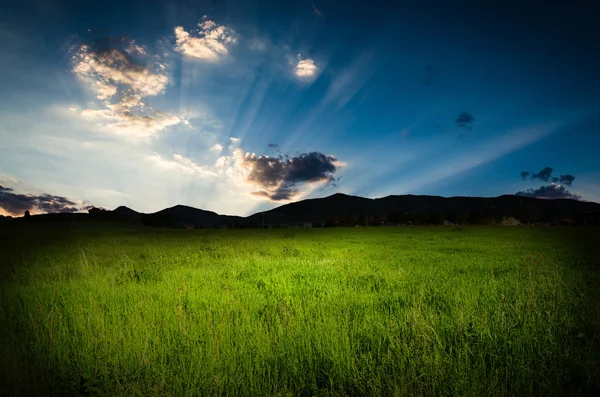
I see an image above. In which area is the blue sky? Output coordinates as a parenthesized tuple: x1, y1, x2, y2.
(1, 0, 599, 216)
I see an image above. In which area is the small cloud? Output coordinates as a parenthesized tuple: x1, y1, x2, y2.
(210, 143, 223, 154)
(520, 171, 530, 180)
(455, 111, 475, 130)
(531, 166, 553, 182)
(295, 57, 317, 79)
(125, 39, 146, 55)
(313, 4, 322, 16)
(558, 174, 575, 186)
(228, 137, 241, 150)
(268, 143, 279, 148)
(174, 17, 236, 61)
(0, 185, 89, 215)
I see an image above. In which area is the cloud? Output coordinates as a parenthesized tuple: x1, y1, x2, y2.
(242, 151, 343, 200)
(522, 167, 576, 185)
(313, 4, 322, 16)
(72, 39, 181, 137)
(148, 153, 216, 176)
(214, 149, 344, 201)
(558, 174, 575, 186)
(268, 143, 279, 148)
(455, 111, 475, 130)
(210, 143, 223, 154)
(0, 184, 86, 216)
(295, 58, 317, 79)
(174, 17, 236, 61)
(516, 184, 581, 200)
(516, 167, 579, 200)
(228, 137, 241, 150)
(530, 166, 553, 182)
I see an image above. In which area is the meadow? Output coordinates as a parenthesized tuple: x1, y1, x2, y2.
(1, 223, 599, 396)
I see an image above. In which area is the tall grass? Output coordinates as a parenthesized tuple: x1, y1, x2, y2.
(1, 225, 599, 396)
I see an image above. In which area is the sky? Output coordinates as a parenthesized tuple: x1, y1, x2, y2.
(1, 0, 599, 217)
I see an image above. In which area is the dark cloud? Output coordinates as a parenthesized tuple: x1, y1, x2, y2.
(268, 143, 279, 148)
(243, 152, 341, 201)
(523, 167, 576, 185)
(558, 174, 575, 186)
(0, 185, 83, 216)
(531, 166, 553, 182)
(455, 111, 474, 130)
(516, 185, 581, 200)
(516, 167, 580, 200)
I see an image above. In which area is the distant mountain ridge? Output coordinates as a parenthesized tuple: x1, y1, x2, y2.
(6, 193, 600, 227)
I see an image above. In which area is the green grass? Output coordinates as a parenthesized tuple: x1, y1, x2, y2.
(1, 224, 599, 396)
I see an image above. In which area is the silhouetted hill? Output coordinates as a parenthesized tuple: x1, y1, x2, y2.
(248, 193, 600, 226)
(145, 205, 244, 228)
(9, 193, 600, 228)
(113, 206, 142, 218)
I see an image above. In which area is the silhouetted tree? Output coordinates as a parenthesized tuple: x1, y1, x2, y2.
(24, 210, 31, 219)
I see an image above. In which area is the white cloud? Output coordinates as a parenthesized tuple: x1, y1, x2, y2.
(295, 57, 317, 79)
(125, 40, 146, 55)
(72, 41, 182, 138)
(174, 17, 236, 61)
(210, 143, 223, 154)
(228, 136, 241, 150)
(148, 153, 216, 176)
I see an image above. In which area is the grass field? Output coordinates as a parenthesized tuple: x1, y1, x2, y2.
(1, 223, 599, 396)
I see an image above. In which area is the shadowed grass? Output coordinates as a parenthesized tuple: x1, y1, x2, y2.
(1, 224, 599, 396)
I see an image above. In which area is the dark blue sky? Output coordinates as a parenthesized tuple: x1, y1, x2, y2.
(1, 0, 599, 215)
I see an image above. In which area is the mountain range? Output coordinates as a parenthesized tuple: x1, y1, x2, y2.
(6, 193, 597, 228)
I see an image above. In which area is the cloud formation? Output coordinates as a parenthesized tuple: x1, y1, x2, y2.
(245, 152, 342, 200)
(174, 17, 236, 60)
(516, 184, 581, 200)
(521, 167, 576, 185)
(72, 39, 180, 137)
(0, 184, 83, 216)
(455, 111, 475, 130)
(516, 167, 579, 200)
(295, 58, 317, 79)
(215, 150, 343, 201)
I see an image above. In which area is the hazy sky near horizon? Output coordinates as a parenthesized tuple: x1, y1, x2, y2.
(1, 0, 599, 216)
